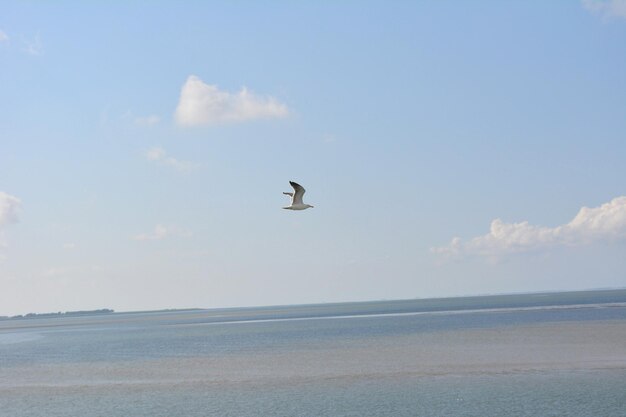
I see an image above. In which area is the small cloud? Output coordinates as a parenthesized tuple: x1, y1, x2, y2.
(42, 266, 71, 278)
(133, 224, 192, 241)
(134, 115, 160, 127)
(0, 30, 8, 43)
(433, 196, 626, 258)
(121, 109, 133, 120)
(0, 192, 21, 228)
(322, 133, 337, 143)
(145, 146, 198, 172)
(63, 243, 76, 250)
(0, 191, 20, 259)
(175, 75, 289, 126)
(22, 34, 43, 56)
(41, 265, 100, 280)
(582, 0, 626, 19)
(146, 147, 166, 161)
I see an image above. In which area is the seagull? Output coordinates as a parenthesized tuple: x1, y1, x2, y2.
(283, 181, 314, 210)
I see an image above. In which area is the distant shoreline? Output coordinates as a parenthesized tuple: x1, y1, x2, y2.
(0, 309, 114, 321)
(3, 288, 626, 322)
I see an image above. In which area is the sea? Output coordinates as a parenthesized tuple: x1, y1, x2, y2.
(1, 289, 626, 417)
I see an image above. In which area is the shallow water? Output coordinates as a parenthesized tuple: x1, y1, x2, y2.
(1, 290, 626, 416)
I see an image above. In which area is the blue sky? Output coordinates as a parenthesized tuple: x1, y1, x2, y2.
(1, 1, 626, 315)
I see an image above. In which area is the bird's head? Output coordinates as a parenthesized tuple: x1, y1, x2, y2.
(307, 204, 314, 208)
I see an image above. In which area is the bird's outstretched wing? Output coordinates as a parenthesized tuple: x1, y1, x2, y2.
(289, 181, 306, 205)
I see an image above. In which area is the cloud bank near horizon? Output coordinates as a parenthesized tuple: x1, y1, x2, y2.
(433, 196, 626, 257)
(174, 75, 288, 126)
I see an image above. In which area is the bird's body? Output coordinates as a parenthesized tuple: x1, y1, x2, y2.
(283, 181, 314, 210)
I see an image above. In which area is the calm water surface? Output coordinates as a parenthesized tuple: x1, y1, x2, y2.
(1, 290, 626, 416)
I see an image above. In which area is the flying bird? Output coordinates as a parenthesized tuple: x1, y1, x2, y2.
(283, 181, 314, 210)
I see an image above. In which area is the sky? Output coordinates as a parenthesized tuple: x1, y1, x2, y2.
(1, 1, 626, 316)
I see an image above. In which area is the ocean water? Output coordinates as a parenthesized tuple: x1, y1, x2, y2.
(1, 290, 626, 416)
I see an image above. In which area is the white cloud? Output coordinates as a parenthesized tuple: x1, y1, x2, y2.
(133, 224, 192, 241)
(63, 243, 76, 250)
(146, 147, 166, 160)
(145, 146, 198, 172)
(433, 196, 626, 257)
(41, 264, 101, 278)
(134, 115, 160, 126)
(0, 192, 20, 258)
(0, 30, 8, 43)
(22, 34, 42, 56)
(322, 133, 337, 143)
(0, 192, 20, 228)
(42, 266, 72, 278)
(583, 0, 626, 19)
(175, 75, 289, 126)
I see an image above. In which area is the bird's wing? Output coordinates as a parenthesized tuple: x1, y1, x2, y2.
(283, 192, 293, 197)
(289, 181, 306, 205)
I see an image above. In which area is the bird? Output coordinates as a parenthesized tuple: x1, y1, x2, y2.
(283, 181, 314, 210)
